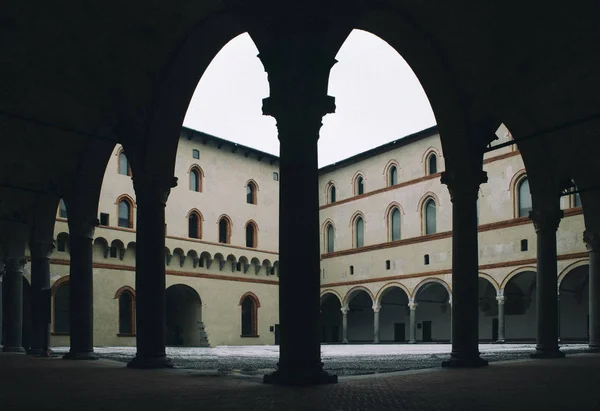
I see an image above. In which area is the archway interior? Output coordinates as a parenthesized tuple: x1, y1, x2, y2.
(504, 271, 536, 341)
(379, 287, 409, 342)
(415, 283, 450, 342)
(165, 284, 204, 347)
(347, 290, 374, 342)
(559, 265, 589, 341)
(478, 278, 498, 341)
(320, 294, 342, 343)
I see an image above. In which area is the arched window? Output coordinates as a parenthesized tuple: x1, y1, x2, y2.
(354, 216, 364, 248)
(326, 223, 335, 253)
(246, 222, 257, 248)
(189, 168, 201, 192)
(428, 153, 438, 175)
(188, 211, 201, 239)
(54, 281, 70, 334)
(118, 291, 135, 335)
(425, 199, 436, 235)
(241, 295, 259, 337)
(389, 165, 398, 186)
(328, 185, 336, 204)
(218, 217, 231, 244)
(390, 207, 401, 241)
(355, 175, 365, 196)
(118, 151, 131, 176)
(58, 199, 68, 219)
(118, 198, 133, 228)
(518, 177, 532, 217)
(246, 182, 257, 204)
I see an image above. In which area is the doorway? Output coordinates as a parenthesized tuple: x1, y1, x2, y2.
(422, 321, 432, 342)
(394, 323, 405, 342)
(492, 318, 498, 341)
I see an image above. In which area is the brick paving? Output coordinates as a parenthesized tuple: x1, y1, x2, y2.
(1, 352, 599, 410)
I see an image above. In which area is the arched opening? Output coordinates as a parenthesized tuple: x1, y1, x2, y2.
(118, 290, 136, 335)
(389, 207, 401, 241)
(427, 153, 437, 175)
(165, 284, 207, 347)
(328, 184, 336, 204)
(388, 165, 398, 186)
(559, 265, 589, 342)
(414, 281, 450, 342)
(517, 177, 532, 217)
(346, 290, 374, 342)
(189, 168, 201, 192)
(378, 287, 410, 342)
(58, 198, 68, 219)
(118, 198, 133, 228)
(326, 223, 335, 253)
(320, 293, 342, 343)
(118, 150, 131, 176)
(355, 175, 365, 196)
(478, 277, 498, 341)
(424, 199, 436, 235)
(188, 211, 201, 239)
(53, 280, 70, 334)
(246, 181, 257, 204)
(218, 216, 231, 244)
(245, 221, 257, 248)
(240, 293, 260, 337)
(504, 271, 536, 341)
(354, 215, 364, 248)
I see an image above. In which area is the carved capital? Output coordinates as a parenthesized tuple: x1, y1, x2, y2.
(584, 231, 600, 252)
(3, 257, 26, 273)
(529, 207, 563, 233)
(372, 304, 381, 313)
(340, 307, 349, 315)
(441, 169, 487, 201)
(30, 241, 55, 259)
(68, 215, 98, 239)
(133, 175, 178, 206)
(496, 295, 505, 305)
(408, 301, 418, 310)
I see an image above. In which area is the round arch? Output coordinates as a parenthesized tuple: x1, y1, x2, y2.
(375, 282, 412, 306)
(343, 286, 375, 307)
(558, 259, 590, 287)
(413, 277, 451, 299)
(478, 272, 500, 293)
(500, 266, 538, 291)
(165, 284, 205, 347)
(320, 289, 343, 305)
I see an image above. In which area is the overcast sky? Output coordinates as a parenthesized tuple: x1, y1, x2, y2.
(183, 29, 436, 168)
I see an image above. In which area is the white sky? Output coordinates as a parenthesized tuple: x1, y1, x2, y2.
(183, 29, 436, 168)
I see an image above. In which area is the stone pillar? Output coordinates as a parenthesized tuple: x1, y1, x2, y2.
(584, 231, 600, 351)
(127, 176, 177, 369)
(496, 294, 505, 343)
(0, 261, 4, 350)
(3, 257, 26, 352)
(29, 242, 54, 356)
(261, 55, 337, 384)
(409, 301, 418, 344)
(341, 307, 348, 344)
(373, 305, 381, 344)
(441, 169, 488, 367)
(530, 206, 564, 358)
(63, 216, 98, 360)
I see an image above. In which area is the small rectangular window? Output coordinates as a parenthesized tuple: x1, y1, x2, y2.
(385, 260, 391, 270)
(99, 213, 109, 226)
(424, 254, 430, 265)
(349, 265, 354, 275)
(192, 149, 200, 159)
(273, 172, 279, 181)
(521, 239, 528, 252)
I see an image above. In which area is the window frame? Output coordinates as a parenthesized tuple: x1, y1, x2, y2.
(352, 213, 365, 248)
(116, 195, 135, 229)
(246, 180, 258, 205)
(52, 278, 70, 335)
(118, 149, 132, 176)
(245, 220, 258, 248)
(423, 198, 437, 235)
(353, 173, 365, 196)
(389, 206, 401, 241)
(58, 198, 68, 219)
(239, 292, 261, 338)
(218, 215, 232, 244)
(115, 287, 136, 336)
(325, 222, 335, 253)
(517, 176, 532, 218)
(188, 210, 203, 239)
(192, 149, 200, 159)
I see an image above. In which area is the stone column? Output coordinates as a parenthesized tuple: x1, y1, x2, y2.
(584, 231, 600, 351)
(63, 216, 98, 360)
(496, 294, 505, 343)
(3, 257, 26, 352)
(373, 305, 381, 344)
(261, 53, 337, 384)
(441, 169, 488, 367)
(127, 176, 177, 369)
(530, 206, 564, 358)
(409, 301, 418, 344)
(29, 242, 54, 356)
(341, 307, 348, 344)
(0, 261, 4, 350)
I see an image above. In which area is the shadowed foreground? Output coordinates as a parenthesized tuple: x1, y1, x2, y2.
(1, 353, 599, 410)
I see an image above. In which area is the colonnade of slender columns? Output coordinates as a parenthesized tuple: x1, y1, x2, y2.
(496, 294, 506, 343)
(29, 242, 53, 356)
(127, 176, 177, 369)
(584, 231, 600, 351)
(441, 169, 488, 367)
(63, 215, 98, 360)
(3, 257, 26, 352)
(529, 205, 564, 358)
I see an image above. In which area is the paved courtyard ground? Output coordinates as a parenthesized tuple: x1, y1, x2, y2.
(51, 343, 588, 376)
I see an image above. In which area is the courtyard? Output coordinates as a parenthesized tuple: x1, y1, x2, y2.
(51, 343, 588, 376)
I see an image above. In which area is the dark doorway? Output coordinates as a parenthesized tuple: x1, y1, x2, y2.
(394, 323, 405, 342)
(331, 325, 340, 342)
(422, 321, 432, 342)
(492, 318, 498, 341)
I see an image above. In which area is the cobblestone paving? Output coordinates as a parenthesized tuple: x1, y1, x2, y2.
(1, 352, 600, 411)
(51, 343, 588, 376)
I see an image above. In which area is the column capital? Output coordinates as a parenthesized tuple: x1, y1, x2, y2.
(132, 175, 178, 206)
(496, 295, 505, 305)
(529, 207, 563, 233)
(441, 169, 488, 200)
(3, 257, 26, 272)
(340, 307, 349, 315)
(29, 241, 55, 259)
(584, 231, 600, 252)
(408, 301, 418, 310)
(372, 304, 381, 313)
(68, 215, 98, 239)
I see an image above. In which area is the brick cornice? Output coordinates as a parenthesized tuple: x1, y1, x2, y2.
(48, 259, 278, 285)
(321, 251, 588, 288)
(321, 208, 583, 259)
